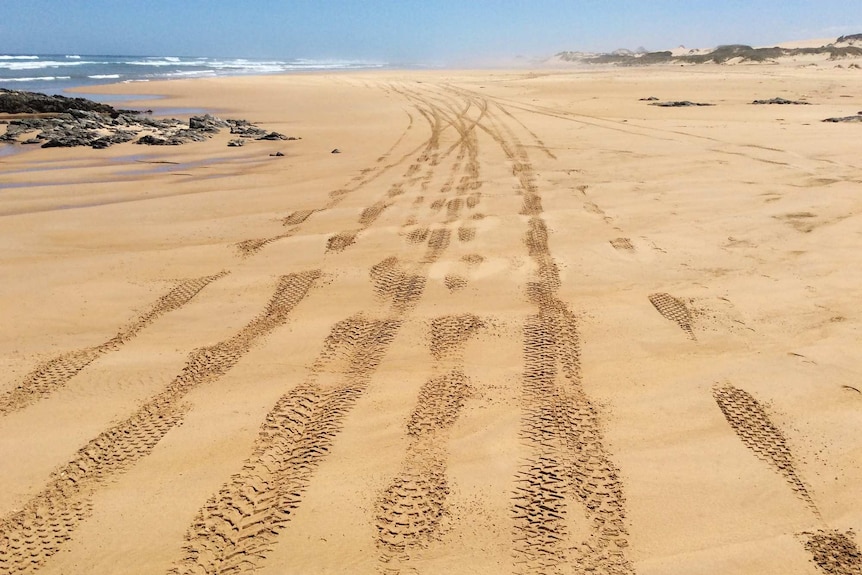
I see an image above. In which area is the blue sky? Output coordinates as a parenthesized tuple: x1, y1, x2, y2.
(1, 1, 861, 64)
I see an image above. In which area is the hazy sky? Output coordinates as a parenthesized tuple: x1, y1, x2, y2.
(1, 1, 861, 64)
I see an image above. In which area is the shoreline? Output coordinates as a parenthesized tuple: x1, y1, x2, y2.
(1, 65, 861, 574)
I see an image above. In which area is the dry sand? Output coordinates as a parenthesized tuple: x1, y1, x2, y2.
(1, 62, 861, 575)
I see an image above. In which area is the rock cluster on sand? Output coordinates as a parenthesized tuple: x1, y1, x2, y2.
(649, 100, 715, 107)
(752, 97, 810, 105)
(0, 89, 297, 149)
(0, 88, 135, 116)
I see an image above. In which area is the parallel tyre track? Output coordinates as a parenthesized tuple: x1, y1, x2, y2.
(170, 246, 450, 574)
(170, 316, 400, 575)
(234, 97, 428, 257)
(0, 272, 228, 417)
(474, 99, 633, 574)
(0, 271, 320, 574)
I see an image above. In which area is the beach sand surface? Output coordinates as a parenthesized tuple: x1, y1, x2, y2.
(1, 63, 861, 574)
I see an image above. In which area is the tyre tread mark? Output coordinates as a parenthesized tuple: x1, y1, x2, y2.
(648, 293, 697, 341)
(376, 315, 482, 570)
(801, 530, 862, 575)
(713, 383, 817, 512)
(0, 272, 228, 416)
(0, 271, 320, 574)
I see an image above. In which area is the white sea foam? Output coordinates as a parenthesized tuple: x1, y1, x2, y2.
(126, 59, 202, 67)
(0, 60, 94, 70)
(3, 75, 71, 82)
(158, 70, 217, 78)
(0, 54, 389, 91)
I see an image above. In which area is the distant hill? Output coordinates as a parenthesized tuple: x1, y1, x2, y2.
(552, 36, 862, 66)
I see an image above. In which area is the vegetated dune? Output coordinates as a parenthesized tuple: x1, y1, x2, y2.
(553, 34, 862, 66)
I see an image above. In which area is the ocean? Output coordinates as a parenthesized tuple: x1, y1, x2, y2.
(0, 54, 387, 98)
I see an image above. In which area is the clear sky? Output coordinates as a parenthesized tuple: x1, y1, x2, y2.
(1, 1, 861, 64)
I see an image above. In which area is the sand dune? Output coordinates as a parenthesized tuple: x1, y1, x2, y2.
(1, 63, 861, 574)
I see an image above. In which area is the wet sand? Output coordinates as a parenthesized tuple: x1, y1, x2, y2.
(1, 64, 861, 574)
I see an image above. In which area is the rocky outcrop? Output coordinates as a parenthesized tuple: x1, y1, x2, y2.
(0, 88, 134, 116)
(0, 90, 300, 150)
(188, 114, 230, 132)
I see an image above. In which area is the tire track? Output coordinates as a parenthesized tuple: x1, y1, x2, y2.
(648, 292, 697, 341)
(169, 243, 452, 574)
(475, 100, 633, 574)
(709, 384, 862, 571)
(324, 94, 465, 255)
(235, 99, 428, 257)
(610, 238, 635, 252)
(443, 275, 468, 292)
(282, 209, 317, 226)
(801, 530, 861, 575)
(422, 228, 451, 264)
(712, 384, 817, 512)
(0, 272, 228, 417)
(0, 271, 320, 574)
(376, 315, 483, 573)
(454, 84, 855, 174)
(395, 87, 483, 210)
(170, 316, 400, 575)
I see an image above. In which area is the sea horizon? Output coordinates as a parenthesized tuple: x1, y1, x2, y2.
(0, 53, 393, 99)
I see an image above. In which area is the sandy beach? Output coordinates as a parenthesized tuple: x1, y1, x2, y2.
(1, 63, 861, 574)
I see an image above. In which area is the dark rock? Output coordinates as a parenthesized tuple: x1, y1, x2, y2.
(270, 151, 285, 157)
(0, 88, 137, 116)
(256, 131, 289, 141)
(189, 114, 230, 132)
(639, 96, 660, 101)
(752, 97, 810, 105)
(91, 131, 136, 148)
(227, 138, 245, 147)
(650, 100, 714, 107)
(136, 135, 169, 145)
(169, 129, 208, 143)
(1, 89, 279, 150)
(331, 148, 341, 154)
(41, 132, 99, 148)
(227, 119, 268, 138)
(822, 115, 862, 123)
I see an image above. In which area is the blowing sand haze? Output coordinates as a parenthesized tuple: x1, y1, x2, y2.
(1, 61, 861, 575)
